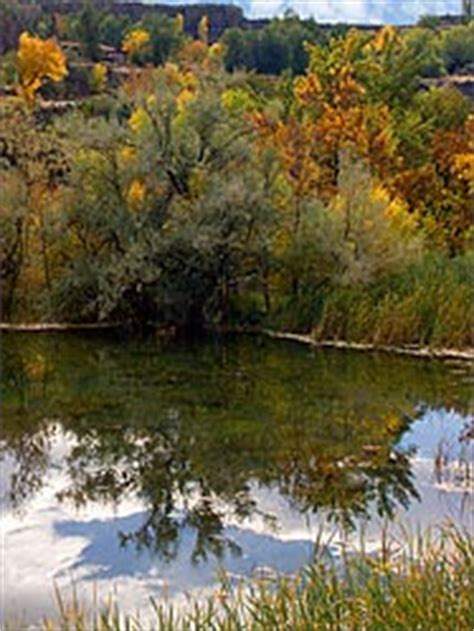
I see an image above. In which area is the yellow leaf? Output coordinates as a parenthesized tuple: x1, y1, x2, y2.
(127, 179, 146, 209)
(176, 88, 195, 112)
(119, 146, 137, 163)
(129, 106, 150, 133)
(90, 62, 107, 93)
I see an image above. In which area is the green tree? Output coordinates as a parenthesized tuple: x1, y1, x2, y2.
(49, 66, 268, 328)
(77, 0, 101, 61)
(0, 101, 69, 319)
(222, 14, 326, 76)
(99, 13, 131, 49)
(403, 27, 445, 77)
(441, 22, 474, 72)
(140, 13, 186, 66)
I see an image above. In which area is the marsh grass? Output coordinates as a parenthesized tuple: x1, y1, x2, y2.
(314, 252, 474, 349)
(8, 524, 474, 630)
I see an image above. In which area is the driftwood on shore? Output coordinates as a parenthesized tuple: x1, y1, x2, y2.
(0, 322, 121, 332)
(263, 330, 474, 362)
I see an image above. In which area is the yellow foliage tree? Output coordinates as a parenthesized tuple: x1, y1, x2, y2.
(89, 62, 107, 93)
(198, 15, 209, 45)
(292, 35, 398, 198)
(16, 32, 67, 105)
(122, 28, 150, 59)
(175, 13, 184, 33)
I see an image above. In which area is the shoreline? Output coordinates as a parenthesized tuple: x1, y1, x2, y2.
(0, 322, 121, 332)
(262, 330, 474, 362)
(2, 322, 473, 361)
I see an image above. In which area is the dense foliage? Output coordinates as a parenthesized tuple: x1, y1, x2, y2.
(0, 22, 473, 347)
(222, 13, 334, 75)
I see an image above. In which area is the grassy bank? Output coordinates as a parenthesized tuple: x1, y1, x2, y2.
(312, 253, 474, 349)
(8, 525, 474, 631)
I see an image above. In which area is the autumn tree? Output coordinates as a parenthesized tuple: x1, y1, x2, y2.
(15, 31, 67, 105)
(122, 27, 150, 64)
(253, 26, 472, 259)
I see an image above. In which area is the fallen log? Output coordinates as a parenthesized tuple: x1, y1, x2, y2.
(263, 330, 474, 362)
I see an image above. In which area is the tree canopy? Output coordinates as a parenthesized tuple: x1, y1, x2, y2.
(0, 22, 472, 347)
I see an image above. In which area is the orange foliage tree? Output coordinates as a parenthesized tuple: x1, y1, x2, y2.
(252, 27, 472, 254)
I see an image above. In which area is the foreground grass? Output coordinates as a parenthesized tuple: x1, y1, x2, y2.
(9, 524, 474, 631)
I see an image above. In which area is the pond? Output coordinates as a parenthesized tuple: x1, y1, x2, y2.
(1, 332, 473, 625)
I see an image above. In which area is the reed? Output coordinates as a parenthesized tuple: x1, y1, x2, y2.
(315, 252, 474, 349)
(7, 524, 474, 630)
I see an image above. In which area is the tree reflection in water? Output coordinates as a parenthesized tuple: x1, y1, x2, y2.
(1, 332, 472, 562)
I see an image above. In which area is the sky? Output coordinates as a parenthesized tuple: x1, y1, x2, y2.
(157, 0, 462, 23)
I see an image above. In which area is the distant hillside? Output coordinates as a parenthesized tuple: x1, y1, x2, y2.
(0, 0, 466, 55)
(34, 0, 465, 24)
(35, 1, 256, 41)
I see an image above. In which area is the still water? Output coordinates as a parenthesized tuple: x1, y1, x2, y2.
(1, 333, 473, 624)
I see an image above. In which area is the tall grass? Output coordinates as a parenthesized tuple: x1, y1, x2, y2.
(314, 252, 474, 349)
(7, 524, 474, 630)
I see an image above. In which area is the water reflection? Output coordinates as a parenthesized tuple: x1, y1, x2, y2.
(54, 513, 315, 583)
(1, 333, 473, 622)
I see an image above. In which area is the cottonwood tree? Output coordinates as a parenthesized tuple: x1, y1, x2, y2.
(15, 31, 67, 105)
